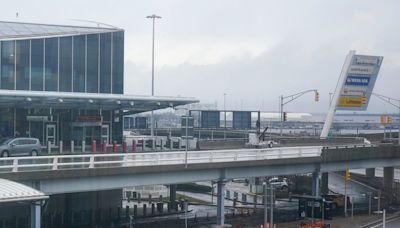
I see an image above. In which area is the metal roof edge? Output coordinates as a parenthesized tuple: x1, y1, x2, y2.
(0, 89, 199, 103)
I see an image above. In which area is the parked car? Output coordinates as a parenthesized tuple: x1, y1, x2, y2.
(268, 177, 289, 191)
(0, 137, 42, 157)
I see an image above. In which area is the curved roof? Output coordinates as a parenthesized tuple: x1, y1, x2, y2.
(0, 178, 48, 203)
(0, 21, 122, 41)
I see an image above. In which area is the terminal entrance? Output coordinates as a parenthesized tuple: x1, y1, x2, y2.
(71, 124, 110, 146)
(27, 116, 57, 146)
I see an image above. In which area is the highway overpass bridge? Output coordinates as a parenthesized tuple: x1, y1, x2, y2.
(0, 144, 399, 227)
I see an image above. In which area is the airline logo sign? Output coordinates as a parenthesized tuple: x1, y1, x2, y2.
(337, 54, 383, 111)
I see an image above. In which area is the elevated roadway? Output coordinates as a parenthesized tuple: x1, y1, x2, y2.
(0, 145, 399, 195)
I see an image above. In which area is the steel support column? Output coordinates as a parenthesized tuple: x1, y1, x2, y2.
(31, 201, 41, 228)
(216, 180, 225, 226)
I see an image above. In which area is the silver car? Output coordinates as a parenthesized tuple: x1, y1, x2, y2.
(0, 137, 42, 157)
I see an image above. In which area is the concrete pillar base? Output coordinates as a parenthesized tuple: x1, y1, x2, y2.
(366, 168, 375, 179)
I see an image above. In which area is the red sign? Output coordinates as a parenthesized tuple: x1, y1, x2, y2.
(77, 116, 102, 122)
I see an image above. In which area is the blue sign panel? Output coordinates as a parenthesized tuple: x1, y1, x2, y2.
(345, 75, 370, 86)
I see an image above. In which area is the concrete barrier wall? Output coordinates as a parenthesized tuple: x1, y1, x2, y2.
(322, 145, 400, 162)
(277, 137, 365, 146)
(198, 139, 246, 150)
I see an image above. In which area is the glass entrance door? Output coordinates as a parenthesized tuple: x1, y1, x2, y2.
(101, 124, 109, 144)
(46, 124, 56, 146)
(71, 125, 102, 146)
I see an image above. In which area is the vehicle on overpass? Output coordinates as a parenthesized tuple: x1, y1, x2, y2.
(0, 137, 41, 157)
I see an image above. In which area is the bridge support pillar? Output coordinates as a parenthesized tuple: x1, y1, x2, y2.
(321, 172, 329, 195)
(383, 167, 394, 193)
(366, 168, 375, 179)
(169, 184, 177, 204)
(312, 172, 320, 197)
(216, 180, 226, 226)
(31, 201, 41, 228)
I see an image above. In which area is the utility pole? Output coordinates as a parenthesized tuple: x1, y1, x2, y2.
(263, 183, 268, 227)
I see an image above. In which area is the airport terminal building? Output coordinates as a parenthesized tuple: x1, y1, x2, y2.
(0, 21, 197, 146)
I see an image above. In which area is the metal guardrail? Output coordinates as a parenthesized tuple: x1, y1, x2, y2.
(0, 146, 322, 173)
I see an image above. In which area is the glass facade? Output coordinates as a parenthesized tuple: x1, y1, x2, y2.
(16, 40, 30, 90)
(59, 37, 72, 92)
(1, 41, 15, 89)
(0, 31, 124, 94)
(45, 38, 58, 91)
(0, 28, 125, 145)
(31, 39, 44, 91)
(100, 33, 112, 93)
(86, 34, 99, 93)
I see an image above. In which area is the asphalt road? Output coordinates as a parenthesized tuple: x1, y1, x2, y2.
(328, 172, 378, 204)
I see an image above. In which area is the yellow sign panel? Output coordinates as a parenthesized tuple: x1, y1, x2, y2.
(338, 96, 363, 107)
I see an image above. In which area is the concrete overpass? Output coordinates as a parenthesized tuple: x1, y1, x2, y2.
(0, 144, 399, 226)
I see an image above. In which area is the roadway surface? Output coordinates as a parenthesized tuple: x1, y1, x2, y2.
(329, 172, 378, 204)
(353, 167, 400, 180)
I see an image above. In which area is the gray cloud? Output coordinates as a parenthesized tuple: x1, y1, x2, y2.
(2, 0, 400, 113)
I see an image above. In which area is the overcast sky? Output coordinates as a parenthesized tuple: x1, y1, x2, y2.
(2, 0, 400, 114)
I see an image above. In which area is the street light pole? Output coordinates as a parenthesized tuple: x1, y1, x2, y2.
(146, 14, 162, 144)
(174, 107, 190, 168)
(372, 93, 400, 145)
(223, 93, 227, 129)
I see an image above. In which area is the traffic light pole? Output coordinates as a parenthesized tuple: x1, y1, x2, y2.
(280, 89, 319, 137)
(344, 178, 347, 217)
(344, 169, 351, 217)
(372, 93, 400, 145)
(280, 95, 283, 136)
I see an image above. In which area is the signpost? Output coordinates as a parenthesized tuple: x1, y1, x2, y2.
(321, 51, 384, 138)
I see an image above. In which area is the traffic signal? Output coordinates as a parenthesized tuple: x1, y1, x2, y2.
(283, 112, 288, 122)
(345, 169, 351, 182)
(315, 91, 320, 102)
(361, 96, 367, 104)
(380, 115, 386, 125)
(387, 116, 393, 124)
